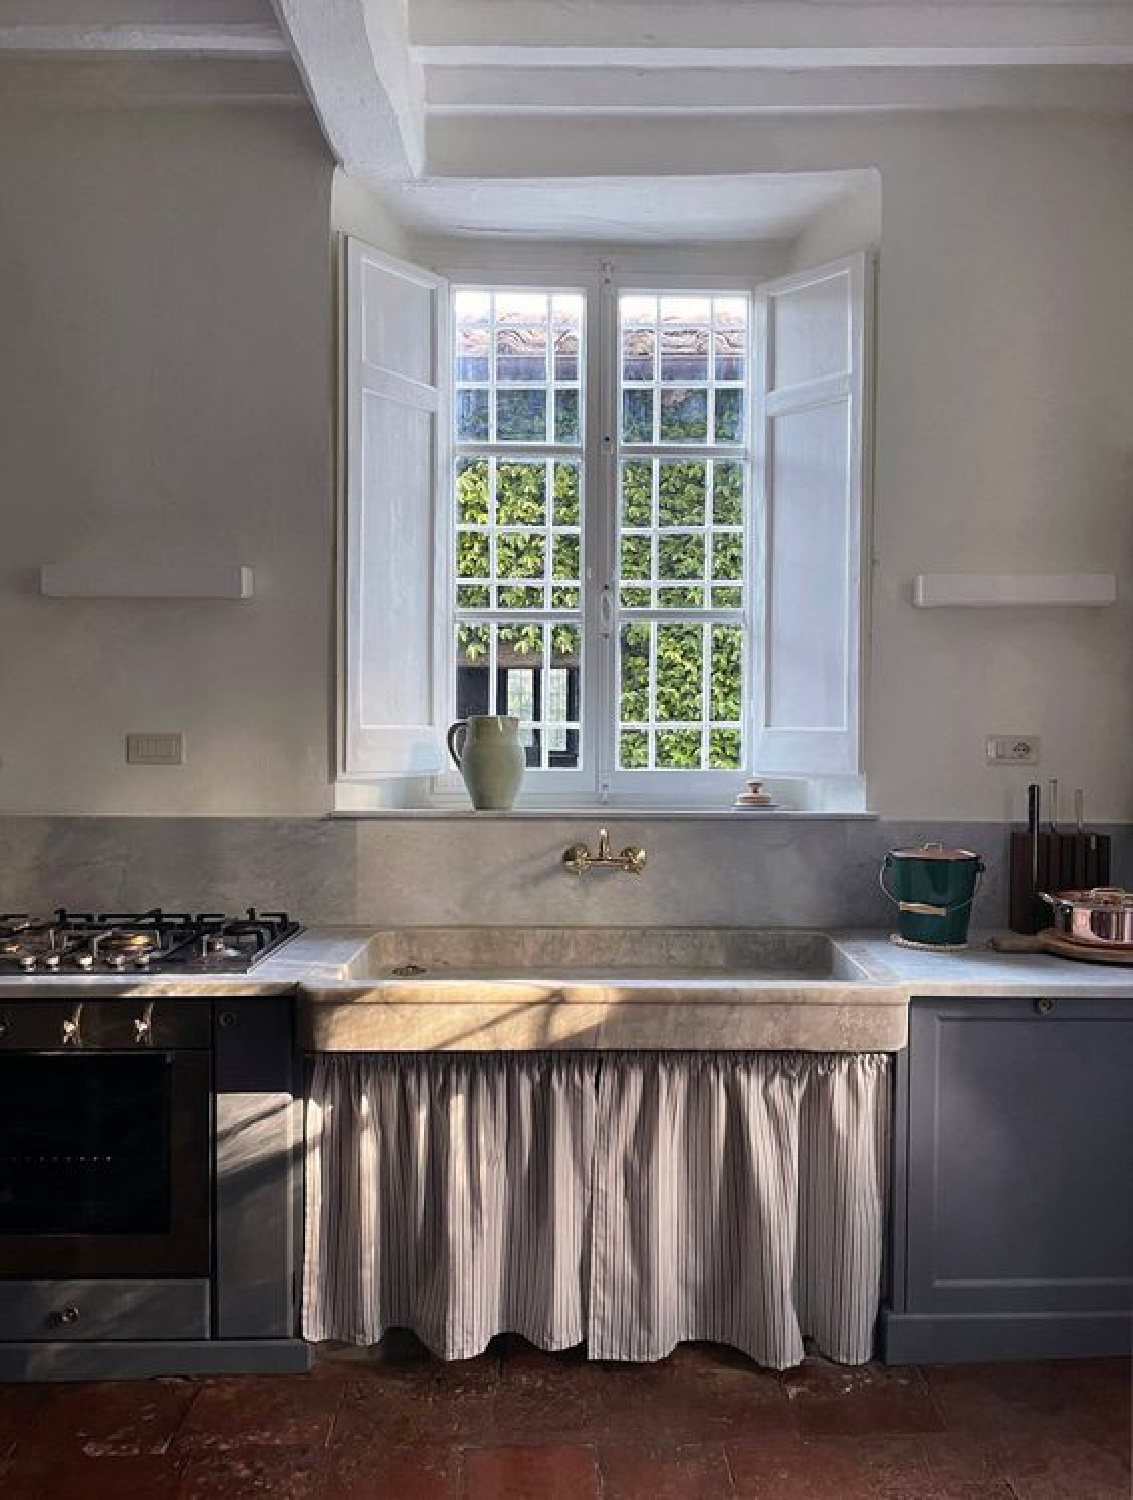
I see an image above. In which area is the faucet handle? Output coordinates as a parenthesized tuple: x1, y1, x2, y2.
(596, 827, 611, 860)
(562, 843, 591, 874)
(620, 845, 647, 875)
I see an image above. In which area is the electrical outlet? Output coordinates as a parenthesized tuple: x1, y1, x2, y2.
(986, 734, 1040, 766)
(126, 733, 184, 766)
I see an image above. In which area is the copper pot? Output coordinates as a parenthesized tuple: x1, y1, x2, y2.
(1039, 887, 1133, 947)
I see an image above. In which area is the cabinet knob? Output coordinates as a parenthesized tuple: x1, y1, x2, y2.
(1035, 997, 1055, 1015)
(56, 1305, 81, 1326)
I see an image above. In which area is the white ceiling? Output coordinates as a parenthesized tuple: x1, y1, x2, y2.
(384, 170, 878, 245)
(1, 0, 1131, 238)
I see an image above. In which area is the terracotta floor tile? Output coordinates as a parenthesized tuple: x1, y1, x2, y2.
(174, 1376, 342, 1451)
(781, 1360, 945, 1437)
(463, 1443, 600, 1500)
(0, 1449, 185, 1500)
(324, 1439, 462, 1500)
(599, 1441, 735, 1499)
(177, 1443, 328, 1499)
(338, 1352, 500, 1445)
(728, 1433, 929, 1499)
(16, 1377, 197, 1457)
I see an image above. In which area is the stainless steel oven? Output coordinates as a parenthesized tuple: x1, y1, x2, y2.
(0, 999, 211, 1278)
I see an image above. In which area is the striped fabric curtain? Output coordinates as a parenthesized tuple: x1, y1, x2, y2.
(304, 1050, 890, 1368)
(303, 1053, 596, 1358)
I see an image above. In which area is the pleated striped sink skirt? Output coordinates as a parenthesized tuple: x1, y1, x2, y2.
(303, 1051, 891, 1369)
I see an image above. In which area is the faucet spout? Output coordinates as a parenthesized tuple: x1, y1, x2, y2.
(561, 827, 646, 876)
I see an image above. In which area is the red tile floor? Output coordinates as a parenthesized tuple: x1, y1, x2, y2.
(0, 1337, 1128, 1499)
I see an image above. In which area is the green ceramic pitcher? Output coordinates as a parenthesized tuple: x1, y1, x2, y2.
(446, 715, 525, 811)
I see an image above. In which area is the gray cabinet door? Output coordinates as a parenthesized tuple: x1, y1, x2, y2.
(904, 997, 1133, 1320)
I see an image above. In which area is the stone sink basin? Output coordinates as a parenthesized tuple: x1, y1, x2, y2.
(297, 927, 907, 1054)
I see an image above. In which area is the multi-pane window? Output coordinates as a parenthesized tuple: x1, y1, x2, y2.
(452, 291, 584, 769)
(449, 284, 752, 786)
(345, 244, 864, 802)
(616, 295, 749, 772)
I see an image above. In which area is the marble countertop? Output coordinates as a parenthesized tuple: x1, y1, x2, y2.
(837, 931, 1133, 997)
(1, 930, 1128, 1051)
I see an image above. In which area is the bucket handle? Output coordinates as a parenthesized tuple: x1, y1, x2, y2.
(879, 857, 985, 918)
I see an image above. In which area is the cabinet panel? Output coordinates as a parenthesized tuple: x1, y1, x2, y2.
(905, 999, 1133, 1318)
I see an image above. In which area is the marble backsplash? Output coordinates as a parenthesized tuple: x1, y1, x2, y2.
(3, 816, 1129, 930)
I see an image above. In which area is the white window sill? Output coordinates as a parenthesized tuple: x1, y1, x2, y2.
(326, 807, 879, 821)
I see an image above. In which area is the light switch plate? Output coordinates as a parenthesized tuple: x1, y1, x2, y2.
(126, 733, 184, 766)
(986, 734, 1039, 766)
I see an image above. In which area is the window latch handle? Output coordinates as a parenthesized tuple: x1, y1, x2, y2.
(599, 586, 614, 638)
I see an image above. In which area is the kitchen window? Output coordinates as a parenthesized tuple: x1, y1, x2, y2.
(338, 244, 870, 809)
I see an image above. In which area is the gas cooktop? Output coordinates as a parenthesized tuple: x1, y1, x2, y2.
(0, 909, 302, 975)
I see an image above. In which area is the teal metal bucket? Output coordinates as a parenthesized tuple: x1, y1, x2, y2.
(880, 843, 985, 946)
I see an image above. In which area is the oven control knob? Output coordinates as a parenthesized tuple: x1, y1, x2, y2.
(56, 1305, 81, 1327)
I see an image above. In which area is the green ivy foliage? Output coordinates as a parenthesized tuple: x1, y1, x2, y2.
(454, 453, 744, 770)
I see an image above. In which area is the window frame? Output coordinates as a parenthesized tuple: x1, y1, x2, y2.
(430, 259, 763, 809)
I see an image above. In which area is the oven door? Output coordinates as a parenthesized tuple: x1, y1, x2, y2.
(0, 1045, 211, 1277)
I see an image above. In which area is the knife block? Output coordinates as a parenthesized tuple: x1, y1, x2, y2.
(1009, 831, 1112, 934)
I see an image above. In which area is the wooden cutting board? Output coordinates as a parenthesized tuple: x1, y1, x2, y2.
(991, 930, 1133, 967)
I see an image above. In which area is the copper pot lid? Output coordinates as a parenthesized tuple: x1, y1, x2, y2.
(888, 842, 980, 862)
(1050, 887, 1133, 909)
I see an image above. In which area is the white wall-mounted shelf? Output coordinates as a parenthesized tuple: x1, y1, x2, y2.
(913, 573, 1117, 609)
(40, 563, 254, 600)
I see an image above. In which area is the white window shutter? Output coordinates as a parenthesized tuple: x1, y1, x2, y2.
(750, 253, 869, 777)
(340, 238, 449, 779)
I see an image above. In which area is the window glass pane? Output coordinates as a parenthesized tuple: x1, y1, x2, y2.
(495, 293, 548, 383)
(456, 530, 490, 580)
(622, 389, 653, 444)
(714, 388, 743, 444)
(554, 389, 580, 444)
(712, 461, 743, 524)
(457, 388, 490, 441)
(621, 462, 653, 526)
(496, 461, 546, 526)
(497, 531, 545, 582)
(623, 327, 654, 383)
(659, 388, 708, 443)
(656, 623, 703, 721)
(496, 388, 547, 442)
(660, 325, 709, 384)
(553, 461, 580, 525)
(552, 294, 583, 381)
(710, 624, 743, 722)
(455, 621, 581, 770)
(454, 290, 491, 382)
(658, 461, 706, 526)
(455, 458, 491, 524)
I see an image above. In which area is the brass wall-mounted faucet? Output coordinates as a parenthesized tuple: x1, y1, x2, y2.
(562, 827, 646, 876)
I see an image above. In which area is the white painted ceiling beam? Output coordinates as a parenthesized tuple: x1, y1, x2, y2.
(271, 0, 425, 179)
(426, 63, 1133, 115)
(410, 0, 1133, 66)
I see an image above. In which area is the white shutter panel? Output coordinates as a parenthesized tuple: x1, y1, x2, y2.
(340, 238, 449, 779)
(750, 253, 869, 777)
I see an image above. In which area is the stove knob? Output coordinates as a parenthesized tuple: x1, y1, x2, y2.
(18, 954, 36, 971)
(76, 953, 94, 971)
(43, 953, 61, 971)
(107, 953, 127, 971)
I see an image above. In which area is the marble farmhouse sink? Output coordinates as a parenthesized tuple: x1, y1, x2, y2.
(297, 927, 907, 1054)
